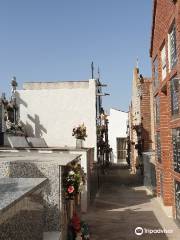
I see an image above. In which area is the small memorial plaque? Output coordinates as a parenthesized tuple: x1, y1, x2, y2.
(26, 137, 47, 148)
(8, 136, 29, 148)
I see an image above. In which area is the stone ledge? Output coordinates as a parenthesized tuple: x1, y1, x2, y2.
(0, 177, 47, 215)
(43, 232, 60, 240)
(155, 197, 173, 218)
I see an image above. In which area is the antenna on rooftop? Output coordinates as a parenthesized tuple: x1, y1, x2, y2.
(91, 61, 94, 79)
(97, 66, 100, 80)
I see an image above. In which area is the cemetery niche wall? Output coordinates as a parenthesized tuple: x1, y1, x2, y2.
(0, 151, 85, 240)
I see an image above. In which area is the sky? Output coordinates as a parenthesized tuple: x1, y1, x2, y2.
(0, 0, 152, 112)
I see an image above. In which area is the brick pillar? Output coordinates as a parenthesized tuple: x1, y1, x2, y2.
(140, 80, 153, 152)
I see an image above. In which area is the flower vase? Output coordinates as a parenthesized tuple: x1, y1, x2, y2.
(76, 138, 83, 149)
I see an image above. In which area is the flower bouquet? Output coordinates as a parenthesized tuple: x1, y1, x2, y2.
(63, 162, 86, 200)
(6, 120, 25, 136)
(72, 123, 87, 140)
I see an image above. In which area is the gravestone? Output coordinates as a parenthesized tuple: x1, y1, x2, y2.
(26, 137, 48, 148)
(7, 136, 29, 148)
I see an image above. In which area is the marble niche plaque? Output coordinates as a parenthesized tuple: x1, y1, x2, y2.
(26, 137, 48, 148)
(7, 135, 29, 148)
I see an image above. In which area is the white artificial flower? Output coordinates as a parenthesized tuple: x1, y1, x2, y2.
(69, 170, 75, 176)
(6, 120, 12, 130)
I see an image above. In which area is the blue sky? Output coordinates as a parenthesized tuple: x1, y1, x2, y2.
(0, 0, 152, 112)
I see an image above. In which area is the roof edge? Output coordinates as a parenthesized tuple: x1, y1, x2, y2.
(110, 108, 129, 113)
(150, 0, 157, 58)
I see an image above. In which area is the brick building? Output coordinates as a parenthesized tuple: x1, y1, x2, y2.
(129, 67, 155, 192)
(140, 75, 156, 193)
(140, 77, 153, 152)
(129, 67, 141, 173)
(150, 0, 180, 221)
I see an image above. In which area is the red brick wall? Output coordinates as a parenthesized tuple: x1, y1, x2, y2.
(151, 0, 176, 58)
(151, 0, 180, 215)
(140, 79, 153, 152)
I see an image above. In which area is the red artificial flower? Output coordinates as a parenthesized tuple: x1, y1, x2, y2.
(67, 185, 74, 194)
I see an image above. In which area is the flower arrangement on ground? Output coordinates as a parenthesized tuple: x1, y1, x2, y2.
(68, 212, 90, 240)
(63, 161, 86, 200)
(72, 123, 87, 140)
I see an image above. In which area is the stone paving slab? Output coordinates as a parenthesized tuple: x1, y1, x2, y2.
(82, 165, 180, 240)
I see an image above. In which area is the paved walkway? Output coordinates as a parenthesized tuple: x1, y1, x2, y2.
(83, 165, 180, 240)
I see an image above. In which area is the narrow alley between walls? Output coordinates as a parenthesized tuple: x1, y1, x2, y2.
(83, 163, 180, 240)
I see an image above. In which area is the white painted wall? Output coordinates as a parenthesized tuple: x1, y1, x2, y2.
(108, 108, 128, 164)
(16, 80, 97, 158)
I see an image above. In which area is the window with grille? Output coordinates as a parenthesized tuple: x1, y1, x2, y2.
(156, 132, 161, 162)
(172, 128, 180, 173)
(161, 45, 166, 80)
(170, 77, 179, 116)
(155, 96, 160, 124)
(116, 138, 126, 162)
(168, 23, 177, 69)
(153, 57, 159, 90)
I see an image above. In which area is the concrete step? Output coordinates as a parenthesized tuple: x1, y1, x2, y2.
(43, 232, 60, 240)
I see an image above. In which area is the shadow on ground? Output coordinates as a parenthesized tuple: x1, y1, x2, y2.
(83, 164, 170, 240)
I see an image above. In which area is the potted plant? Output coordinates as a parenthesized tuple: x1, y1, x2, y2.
(72, 123, 87, 148)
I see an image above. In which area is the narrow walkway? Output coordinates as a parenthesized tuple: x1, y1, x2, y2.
(83, 165, 180, 240)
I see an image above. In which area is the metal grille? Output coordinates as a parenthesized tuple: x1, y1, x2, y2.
(155, 96, 160, 124)
(153, 57, 159, 90)
(156, 132, 161, 162)
(172, 128, 180, 173)
(117, 138, 127, 162)
(175, 181, 180, 222)
(169, 24, 177, 69)
(170, 78, 179, 116)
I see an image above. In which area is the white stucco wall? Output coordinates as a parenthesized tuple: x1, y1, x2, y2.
(108, 108, 128, 164)
(16, 80, 97, 158)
